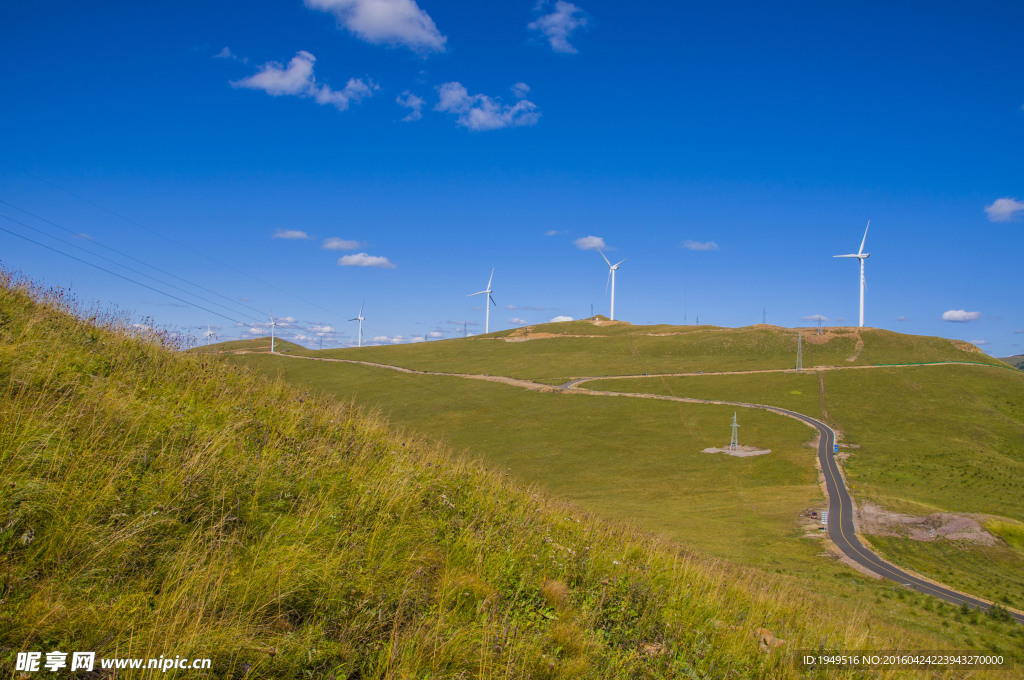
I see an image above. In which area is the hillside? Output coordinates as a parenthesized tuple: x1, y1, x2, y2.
(0, 275, 958, 677)
(293, 320, 1004, 382)
(217, 323, 1024, 659)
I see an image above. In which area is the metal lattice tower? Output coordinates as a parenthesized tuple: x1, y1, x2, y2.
(796, 331, 803, 372)
(729, 412, 739, 452)
(817, 316, 823, 335)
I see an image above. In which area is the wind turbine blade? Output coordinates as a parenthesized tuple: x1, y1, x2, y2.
(614, 259, 626, 267)
(605, 268, 611, 296)
(487, 268, 494, 289)
(359, 301, 364, 316)
(833, 254, 858, 258)
(858, 220, 870, 255)
(468, 291, 486, 297)
(489, 294, 496, 307)
(599, 250, 612, 267)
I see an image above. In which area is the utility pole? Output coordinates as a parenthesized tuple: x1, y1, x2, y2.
(730, 412, 739, 452)
(762, 307, 767, 325)
(796, 332, 803, 372)
(464, 321, 468, 337)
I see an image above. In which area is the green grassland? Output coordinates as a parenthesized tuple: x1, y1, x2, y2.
(586, 372, 825, 420)
(229, 354, 822, 568)
(4, 274, 961, 678)
(303, 322, 1002, 381)
(585, 365, 1024, 612)
(226, 351, 1024, 657)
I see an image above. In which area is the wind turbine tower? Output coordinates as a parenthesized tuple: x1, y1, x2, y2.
(833, 221, 871, 328)
(468, 269, 496, 334)
(268, 310, 279, 354)
(599, 251, 626, 321)
(349, 302, 365, 348)
(730, 413, 740, 452)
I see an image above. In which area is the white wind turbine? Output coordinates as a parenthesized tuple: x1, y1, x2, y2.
(202, 323, 216, 345)
(833, 221, 871, 328)
(468, 269, 496, 334)
(349, 302, 365, 348)
(268, 309, 279, 353)
(599, 251, 626, 321)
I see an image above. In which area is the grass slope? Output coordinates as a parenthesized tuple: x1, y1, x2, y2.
(2, 274, 956, 678)
(226, 352, 1024, 659)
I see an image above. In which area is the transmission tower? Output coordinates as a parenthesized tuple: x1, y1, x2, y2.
(730, 412, 740, 452)
(796, 331, 803, 372)
(817, 316, 823, 335)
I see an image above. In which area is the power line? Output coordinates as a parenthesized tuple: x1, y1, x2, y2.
(0, 198, 272, 321)
(0, 212, 266, 326)
(0, 221, 311, 349)
(17, 169, 344, 319)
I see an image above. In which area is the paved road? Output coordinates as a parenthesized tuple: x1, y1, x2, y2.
(258, 350, 1024, 623)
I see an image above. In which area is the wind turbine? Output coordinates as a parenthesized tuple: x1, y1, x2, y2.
(349, 302, 365, 348)
(268, 309, 279, 353)
(599, 251, 626, 321)
(833, 221, 870, 328)
(468, 269, 496, 334)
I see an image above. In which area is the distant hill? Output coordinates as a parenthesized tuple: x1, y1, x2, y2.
(1000, 354, 1024, 370)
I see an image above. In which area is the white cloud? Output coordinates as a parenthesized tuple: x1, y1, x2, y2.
(304, 0, 447, 53)
(338, 252, 396, 268)
(323, 237, 361, 250)
(682, 240, 718, 251)
(969, 339, 990, 346)
(510, 317, 529, 325)
(428, 331, 443, 338)
(278, 316, 297, 324)
(273, 229, 309, 239)
(215, 46, 248, 64)
(529, 1, 587, 54)
(410, 336, 425, 343)
(311, 325, 336, 333)
(550, 315, 574, 322)
(985, 197, 1024, 222)
(246, 327, 265, 335)
(802, 314, 828, 321)
(574, 235, 606, 251)
(232, 51, 375, 112)
(396, 90, 425, 121)
(896, 316, 907, 322)
(435, 82, 540, 131)
(544, 229, 566, 236)
(941, 309, 982, 322)
(511, 82, 530, 99)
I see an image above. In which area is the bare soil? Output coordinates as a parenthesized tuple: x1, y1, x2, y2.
(702, 445, 771, 458)
(857, 502, 997, 545)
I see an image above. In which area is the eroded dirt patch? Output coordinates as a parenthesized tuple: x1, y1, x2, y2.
(858, 502, 997, 545)
(702, 445, 771, 457)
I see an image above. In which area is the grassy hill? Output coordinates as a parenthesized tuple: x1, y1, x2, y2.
(219, 329, 1024, 659)
(4, 274, 982, 677)
(297, 320, 1003, 382)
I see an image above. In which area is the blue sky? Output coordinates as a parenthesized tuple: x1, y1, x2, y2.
(1, 0, 1022, 355)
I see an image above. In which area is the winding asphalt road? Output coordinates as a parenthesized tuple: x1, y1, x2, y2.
(260, 351, 1023, 624)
